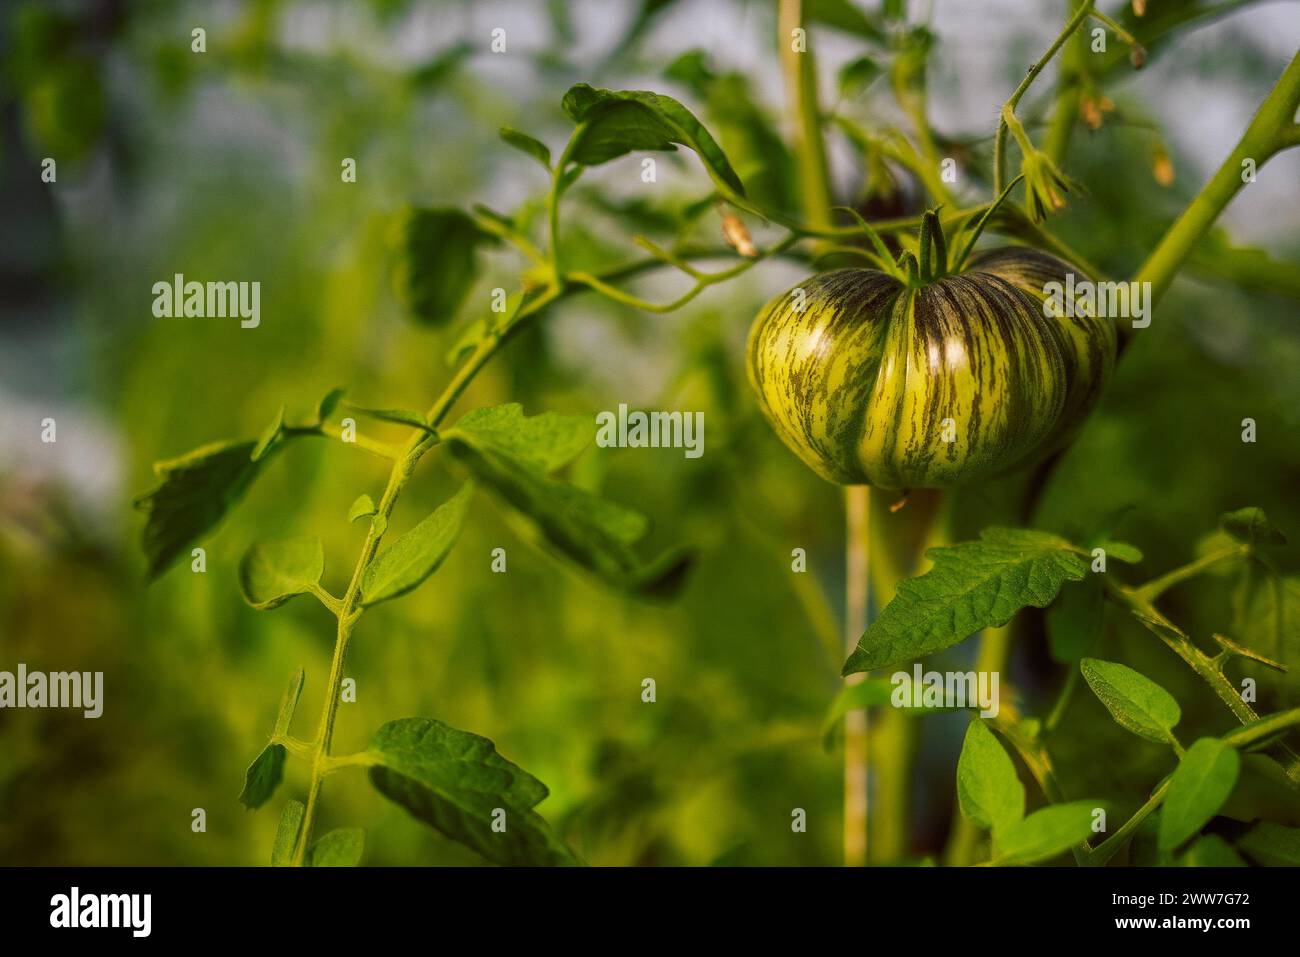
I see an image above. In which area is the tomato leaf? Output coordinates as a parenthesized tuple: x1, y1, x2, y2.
(394, 206, 498, 326)
(445, 406, 692, 599)
(271, 800, 305, 866)
(499, 126, 551, 169)
(238, 535, 325, 610)
(134, 438, 284, 580)
(993, 801, 1097, 865)
(366, 717, 579, 866)
(274, 669, 305, 738)
(843, 528, 1088, 674)
(448, 403, 592, 473)
(1178, 834, 1246, 867)
(1221, 506, 1287, 547)
(1046, 575, 1104, 664)
(1158, 738, 1241, 852)
(1080, 657, 1182, 745)
(956, 720, 1025, 834)
(348, 494, 377, 523)
(1236, 821, 1300, 866)
(361, 483, 474, 606)
(306, 828, 365, 867)
(344, 403, 435, 433)
(561, 84, 746, 199)
(240, 743, 287, 810)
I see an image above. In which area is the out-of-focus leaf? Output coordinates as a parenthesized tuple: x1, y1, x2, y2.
(500, 127, 551, 169)
(361, 483, 474, 606)
(844, 528, 1088, 674)
(445, 411, 692, 599)
(1178, 834, 1246, 867)
(1221, 506, 1286, 547)
(239, 536, 324, 610)
(838, 55, 882, 98)
(1080, 658, 1182, 745)
(393, 207, 498, 326)
(306, 828, 365, 867)
(1099, 540, 1143, 563)
(993, 801, 1097, 865)
(134, 438, 284, 580)
(956, 720, 1025, 834)
(1158, 738, 1240, 852)
(1046, 576, 1104, 664)
(316, 387, 346, 424)
(804, 0, 886, 42)
(251, 406, 285, 462)
(1237, 821, 1300, 866)
(367, 717, 579, 866)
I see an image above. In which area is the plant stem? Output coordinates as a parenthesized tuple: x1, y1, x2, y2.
(843, 484, 870, 866)
(779, 0, 834, 242)
(1134, 49, 1300, 309)
(1132, 543, 1249, 603)
(993, 0, 1095, 193)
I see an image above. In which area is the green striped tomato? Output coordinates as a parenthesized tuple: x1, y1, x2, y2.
(746, 247, 1116, 488)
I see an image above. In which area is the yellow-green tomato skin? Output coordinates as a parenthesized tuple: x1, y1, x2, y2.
(745, 247, 1116, 489)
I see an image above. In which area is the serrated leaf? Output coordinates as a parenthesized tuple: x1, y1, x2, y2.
(560, 84, 745, 198)
(500, 126, 551, 169)
(240, 743, 286, 810)
(956, 720, 1025, 834)
(134, 438, 281, 580)
(448, 403, 592, 473)
(316, 387, 346, 424)
(361, 483, 473, 606)
(1178, 834, 1246, 867)
(1098, 540, 1143, 564)
(1080, 658, 1181, 745)
(252, 406, 285, 462)
(394, 206, 497, 326)
(1236, 821, 1300, 865)
(239, 536, 325, 610)
(272, 800, 304, 866)
(345, 403, 435, 433)
(1221, 507, 1286, 546)
(366, 717, 579, 866)
(1046, 576, 1103, 664)
(993, 801, 1097, 865)
(843, 528, 1088, 675)
(348, 494, 377, 523)
(1158, 738, 1241, 852)
(306, 827, 365, 867)
(275, 669, 305, 738)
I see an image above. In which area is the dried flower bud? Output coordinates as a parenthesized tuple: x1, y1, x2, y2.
(722, 212, 758, 258)
(1081, 96, 1103, 131)
(1153, 150, 1174, 186)
(1132, 0, 1146, 16)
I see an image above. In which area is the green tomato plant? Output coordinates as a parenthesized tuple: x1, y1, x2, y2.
(133, 0, 1300, 866)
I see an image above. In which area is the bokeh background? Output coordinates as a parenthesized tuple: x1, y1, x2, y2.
(1, 0, 1298, 865)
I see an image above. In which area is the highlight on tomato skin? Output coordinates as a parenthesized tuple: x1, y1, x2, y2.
(745, 247, 1116, 489)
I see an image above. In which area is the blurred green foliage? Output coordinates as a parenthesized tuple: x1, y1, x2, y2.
(1, 0, 1297, 865)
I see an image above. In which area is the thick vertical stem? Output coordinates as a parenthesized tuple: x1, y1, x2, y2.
(779, 0, 834, 239)
(1133, 49, 1300, 309)
(843, 485, 870, 866)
